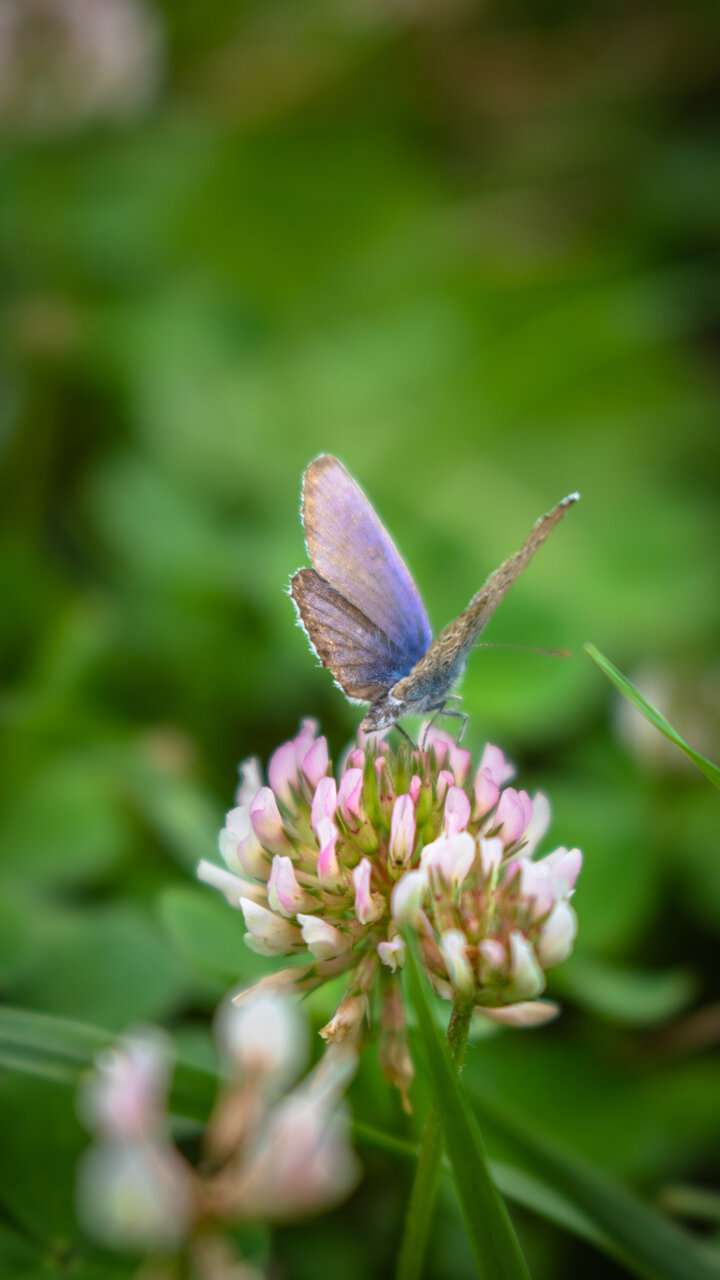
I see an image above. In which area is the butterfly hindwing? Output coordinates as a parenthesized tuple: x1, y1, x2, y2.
(290, 568, 412, 701)
(301, 455, 432, 669)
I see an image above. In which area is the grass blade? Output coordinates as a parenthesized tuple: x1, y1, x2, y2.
(471, 1087, 720, 1280)
(403, 936, 531, 1280)
(585, 643, 720, 789)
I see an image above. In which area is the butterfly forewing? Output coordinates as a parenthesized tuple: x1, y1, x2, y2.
(391, 493, 579, 704)
(290, 568, 412, 701)
(301, 455, 432, 666)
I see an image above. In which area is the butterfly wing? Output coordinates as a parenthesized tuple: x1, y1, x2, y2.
(301, 455, 432, 667)
(290, 568, 413, 701)
(392, 492, 579, 704)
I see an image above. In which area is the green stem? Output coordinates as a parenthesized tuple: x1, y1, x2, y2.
(395, 999, 474, 1280)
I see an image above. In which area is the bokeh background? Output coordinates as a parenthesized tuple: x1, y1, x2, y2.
(1, 1, 719, 1277)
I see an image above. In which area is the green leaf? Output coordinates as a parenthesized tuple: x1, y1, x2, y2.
(552, 955, 696, 1026)
(471, 1088, 720, 1280)
(585, 643, 720, 789)
(0, 1006, 218, 1124)
(403, 937, 531, 1280)
(160, 884, 268, 985)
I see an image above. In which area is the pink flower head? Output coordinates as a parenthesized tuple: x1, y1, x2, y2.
(199, 718, 582, 1090)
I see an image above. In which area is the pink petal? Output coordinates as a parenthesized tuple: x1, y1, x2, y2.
(421, 832, 476, 890)
(473, 767, 499, 819)
(448, 742, 471, 786)
(268, 741, 301, 806)
(521, 791, 551, 855)
(444, 786, 471, 838)
(480, 1000, 559, 1028)
(250, 787, 291, 855)
(296, 914, 351, 960)
(311, 776, 338, 834)
(338, 768, 365, 823)
(353, 858, 382, 925)
(479, 744, 515, 786)
(268, 855, 310, 917)
(495, 788, 527, 845)
(389, 794, 416, 868)
(316, 818, 343, 888)
(436, 769, 456, 806)
(391, 868, 428, 925)
(301, 736, 329, 788)
(236, 757, 263, 808)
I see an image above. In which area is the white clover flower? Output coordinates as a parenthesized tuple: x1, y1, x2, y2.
(199, 720, 583, 1096)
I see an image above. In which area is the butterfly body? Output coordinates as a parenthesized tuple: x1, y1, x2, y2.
(289, 455, 578, 740)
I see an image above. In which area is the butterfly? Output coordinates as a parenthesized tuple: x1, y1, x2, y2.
(289, 455, 579, 746)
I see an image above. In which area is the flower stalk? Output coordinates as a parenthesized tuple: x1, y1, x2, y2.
(395, 997, 474, 1280)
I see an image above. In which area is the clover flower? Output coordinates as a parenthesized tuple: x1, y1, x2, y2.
(76, 992, 360, 1268)
(199, 720, 582, 1102)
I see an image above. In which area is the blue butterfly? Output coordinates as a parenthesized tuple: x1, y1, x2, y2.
(290, 456, 578, 744)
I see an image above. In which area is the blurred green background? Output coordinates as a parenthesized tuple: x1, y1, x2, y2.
(0, 0, 719, 1277)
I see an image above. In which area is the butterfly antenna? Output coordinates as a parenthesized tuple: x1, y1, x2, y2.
(473, 642, 572, 658)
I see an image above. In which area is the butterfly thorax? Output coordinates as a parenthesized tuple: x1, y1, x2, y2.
(361, 627, 471, 731)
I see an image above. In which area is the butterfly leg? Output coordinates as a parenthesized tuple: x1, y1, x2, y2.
(420, 702, 451, 749)
(421, 704, 468, 748)
(447, 709, 469, 745)
(395, 722, 418, 751)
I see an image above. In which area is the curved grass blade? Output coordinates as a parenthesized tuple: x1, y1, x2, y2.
(403, 936, 531, 1280)
(585, 643, 720, 790)
(354, 1120, 610, 1255)
(0, 1005, 217, 1122)
(471, 1087, 720, 1280)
